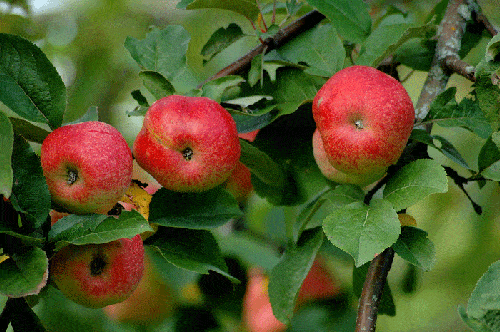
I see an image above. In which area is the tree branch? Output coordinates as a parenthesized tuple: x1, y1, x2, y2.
(196, 10, 326, 89)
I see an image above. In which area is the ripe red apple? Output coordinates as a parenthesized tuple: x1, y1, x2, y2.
(312, 129, 384, 187)
(49, 235, 144, 308)
(133, 95, 241, 192)
(41, 121, 133, 215)
(224, 161, 253, 203)
(312, 65, 414, 177)
(238, 129, 260, 142)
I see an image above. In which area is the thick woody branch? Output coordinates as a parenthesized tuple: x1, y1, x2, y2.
(197, 10, 325, 88)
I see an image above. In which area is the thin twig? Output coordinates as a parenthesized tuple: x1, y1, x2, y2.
(196, 10, 325, 89)
(444, 56, 476, 81)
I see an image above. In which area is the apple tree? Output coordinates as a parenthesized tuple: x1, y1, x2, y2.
(1, 0, 500, 331)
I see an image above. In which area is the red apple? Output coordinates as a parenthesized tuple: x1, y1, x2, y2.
(133, 95, 241, 192)
(103, 253, 175, 324)
(312, 65, 414, 177)
(238, 129, 260, 142)
(312, 129, 384, 187)
(41, 121, 133, 215)
(49, 235, 144, 308)
(224, 161, 253, 203)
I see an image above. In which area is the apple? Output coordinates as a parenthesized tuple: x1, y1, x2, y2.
(133, 95, 241, 192)
(49, 210, 70, 226)
(312, 65, 414, 178)
(41, 121, 133, 215)
(224, 161, 253, 203)
(238, 129, 260, 142)
(312, 129, 384, 187)
(49, 234, 144, 308)
(103, 252, 175, 325)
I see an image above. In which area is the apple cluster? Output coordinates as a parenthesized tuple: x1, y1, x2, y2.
(41, 95, 249, 308)
(312, 65, 415, 186)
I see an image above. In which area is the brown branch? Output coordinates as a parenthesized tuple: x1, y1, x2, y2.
(196, 10, 326, 89)
(475, 11, 498, 36)
(444, 55, 476, 81)
(355, 247, 395, 332)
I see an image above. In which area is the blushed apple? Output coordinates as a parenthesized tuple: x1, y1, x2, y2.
(312, 129, 384, 187)
(313, 65, 414, 177)
(41, 121, 133, 215)
(224, 161, 253, 203)
(49, 235, 144, 308)
(133, 95, 241, 192)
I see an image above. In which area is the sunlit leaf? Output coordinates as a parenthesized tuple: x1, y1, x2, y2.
(0, 112, 13, 198)
(182, 0, 260, 21)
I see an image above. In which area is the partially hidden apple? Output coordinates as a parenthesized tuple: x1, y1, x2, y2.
(133, 95, 241, 192)
(224, 161, 253, 203)
(313, 65, 414, 178)
(41, 121, 133, 215)
(49, 235, 144, 308)
(312, 129, 384, 187)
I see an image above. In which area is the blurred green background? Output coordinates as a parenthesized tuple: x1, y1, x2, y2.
(2, 0, 500, 331)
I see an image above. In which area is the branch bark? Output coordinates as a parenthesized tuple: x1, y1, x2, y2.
(196, 10, 325, 88)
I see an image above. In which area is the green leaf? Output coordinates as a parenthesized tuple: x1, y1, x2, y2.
(394, 38, 435, 71)
(272, 68, 321, 115)
(306, 0, 371, 43)
(0, 247, 48, 298)
(466, 260, 500, 331)
(248, 53, 263, 87)
(0, 112, 13, 198)
(182, 0, 260, 21)
(322, 199, 400, 267)
(0, 225, 45, 246)
(0, 33, 65, 129)
(459, 306, 492, 332)
(145, 227, 234, 280)
(48, 210, 152, 250)
(8, 117, 50, 144)
(392, 226, 436, 271)
(484, 34, 500, 63)
(148, 187, 243, 229)
(10, 134, 51, 229)
(66, 106, 99, 125)
(276, 23, 345, 77)
(139, 70, 175, 100)
(268, 227, 324, 324)
(4, 297, 47, 332)
(201, 75, 245, 102)
(201, 23, 244, 61)
(353, 262, 396, 316)
(479, 132, 500, 180)
(239, 139, 286, 188)
(124, 26, 198, 92)
(383, 159, 448, 212)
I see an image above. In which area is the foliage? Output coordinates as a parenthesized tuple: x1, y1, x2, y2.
(1, 0, 500, 331)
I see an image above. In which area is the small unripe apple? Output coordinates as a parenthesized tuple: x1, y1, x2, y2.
(49, 235, 144, 308)
(313, 65, 414, 177)
(224, 161, 253, 203)
(41, 121, 133, 215)
(133, 95, 241, 192)
(312, 129, 385, 187)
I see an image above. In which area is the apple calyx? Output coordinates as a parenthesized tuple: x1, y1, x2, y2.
(67, 169, 79, 185)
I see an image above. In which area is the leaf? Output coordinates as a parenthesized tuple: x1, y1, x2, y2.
(10, 134, 51, 229)
(322, 199, 401, 267)
(383, 159, 448, 212)
(183, 0, 260, 21)
(4, 297, 47, 332)
(201, 75, 245, 102)
(148, 187, 243, 229)
(272, 68, 321, 115)
(138, 70, 175, 101)
(306, 0, 371, 43)
(466, 260, 500, 331)
(239, 139, 286, 188)
(66, 106, 99, 124)
(0, 247, 48, 298)
(0, 33, 65, 129)
(276, 23, 345, 77)
(0, 113, 13, 198)
(392, 226, 436, 271)
(479, 132, 500, 180)
(248, 53, 263, 87)
(394, 38, 435, 71)
(201, 23, 244, 61)
(357, 18, 436, 68)
(459, 306, 492, 332)
(145, 227, 234, 280)
(48, 210, 152, 250)
(124, 26, 199, 92)
(268, 227, 324, 324)
(8, 117, 50, 145)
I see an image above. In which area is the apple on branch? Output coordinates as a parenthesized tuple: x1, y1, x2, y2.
(133, 95, 241, 192)
(49, 235, 145, 309)
(41, 121, 133, 215)
(312, 65, 414, 179)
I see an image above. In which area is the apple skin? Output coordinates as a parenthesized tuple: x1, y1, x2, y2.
(224, 161, 253, 203)
(133, 95, 241, 192)
(312, 65, 414, 177)
(312, 129, 384, 187)
(49, 235, 144, 309)
(41, 121, 133, 215)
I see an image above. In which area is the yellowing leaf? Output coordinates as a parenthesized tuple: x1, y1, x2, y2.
(120, 182, 153, 220)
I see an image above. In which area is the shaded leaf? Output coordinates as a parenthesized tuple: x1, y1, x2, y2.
(182, 0, 260, 21)
(0, 113, 13, 198)
(239, 139, 286, 188)
(201, 75, 245, 102)
(139, 70, 175, 100)
(268, 227, 324, 324)
(201, 23, 244, 61)
(272, 68, 320, 115)
(393, 226, 436, 271)
(149, 187, 243, 229)
(323, 199, 400, 267)
(0, 33, 65, 129)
